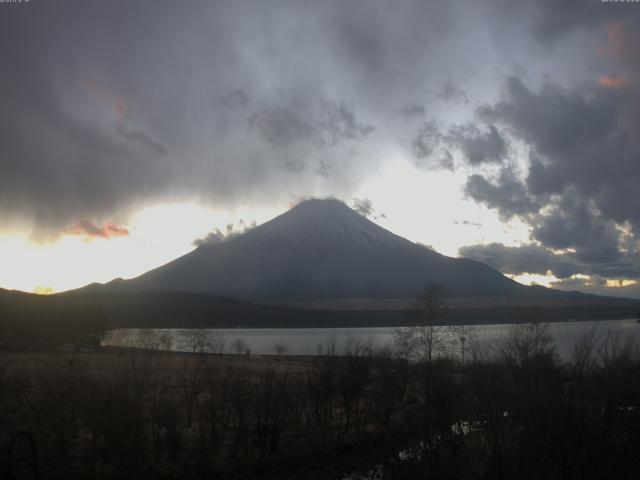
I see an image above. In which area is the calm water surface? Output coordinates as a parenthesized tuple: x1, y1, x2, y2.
(103, 318, 640, 360)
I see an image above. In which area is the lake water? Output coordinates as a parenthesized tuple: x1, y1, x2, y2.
(102, 318, 640, 360)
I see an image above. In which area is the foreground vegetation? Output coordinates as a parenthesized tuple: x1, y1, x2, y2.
(1, 321, 640, 479)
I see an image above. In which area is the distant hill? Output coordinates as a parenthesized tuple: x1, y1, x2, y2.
(96, 198, 534, 301)
(3, 288, 639, 343)
(55, 289, 640, 329)
(0, 288, 106, 348)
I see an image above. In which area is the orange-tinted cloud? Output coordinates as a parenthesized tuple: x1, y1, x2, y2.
(66, 220, 130, 240)
(599, 74, 632, 89)
(598, 22, 639, 61)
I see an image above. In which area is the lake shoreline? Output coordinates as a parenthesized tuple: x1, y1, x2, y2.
(103, 318, 640, 360)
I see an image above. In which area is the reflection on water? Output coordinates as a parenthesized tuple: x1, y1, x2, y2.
(102, 318, 640, 360)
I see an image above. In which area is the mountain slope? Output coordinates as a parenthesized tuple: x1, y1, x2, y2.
(105, 198, 528, 301)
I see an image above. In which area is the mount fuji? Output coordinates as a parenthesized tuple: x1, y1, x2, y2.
(102, 198, 530, 302)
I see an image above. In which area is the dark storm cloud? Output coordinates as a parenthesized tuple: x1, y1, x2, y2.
(478, 77, 618, 166)
(460, 240, 640, 285)
(464, 168, 541, 220)
(466, 181, 622, 266)
(459, 243, 581, 279)
(465, 61, 640, 287)
(247, 99, 373, 149)
(0, 1, 208, 235)
(471, 6, 640, 278)
(448, 124, 508, 165)
(530, 194, 621, 264)
(248, 105, 316, 148)
(411, 120, 508, 169)
(411, 121, 452, 170)
(433, 3, 640, 292)
(477, 76, 640, 233)
(461, 213, 640, 287)
(459, 200, 640, 287)
(321, 101, 374, 145)
(1, 0, 463, 237)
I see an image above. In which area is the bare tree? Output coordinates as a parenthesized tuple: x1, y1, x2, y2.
(343, 335, 376, 357)
(136, 329, 164, 351)
(272, 342, 287, 358)
(231, 338, 248, 356)
(393, 285, 452, 363)
(497, 321, 556, 366)
(209, 330, 227, 355)
(184, 329, 209, 354)
(317, 336, 338, 357)
(159, 331, 173, 351)
(178, 358, 204, 428)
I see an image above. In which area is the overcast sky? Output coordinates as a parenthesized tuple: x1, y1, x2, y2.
(2, 0, 640, 297)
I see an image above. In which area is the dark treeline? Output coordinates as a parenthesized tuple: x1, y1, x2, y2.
(1, 323, 640, 479)
(0, 290, 106, 350)
(2, 289, 639, 342)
